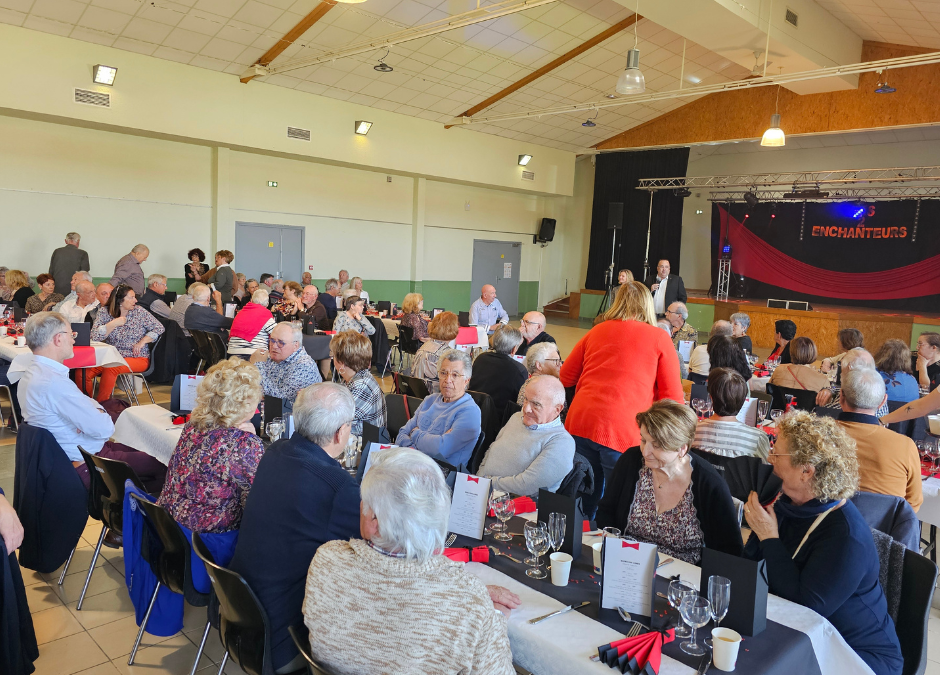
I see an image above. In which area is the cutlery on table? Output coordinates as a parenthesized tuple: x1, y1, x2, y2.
(696, 651, 711, 674)
(444, 533, 456, 547)
(657, 557, 675, 568)
(528, 601, 591, 625)
(589, 610, 645, 661)
(487, 546, 523, 564)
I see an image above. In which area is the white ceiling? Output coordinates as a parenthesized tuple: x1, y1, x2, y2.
(0, 0, 933, 153)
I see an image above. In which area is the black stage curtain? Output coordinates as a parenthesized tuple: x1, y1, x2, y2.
(585, 147, 690, 290)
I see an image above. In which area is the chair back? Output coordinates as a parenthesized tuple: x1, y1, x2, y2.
(467, 390, 499, 470)
(556, 453, 595, 501)
(689, 383, 708, 404)
(458, 311, 470, 328)
(207, 332, 228, 365)
(129, 493, 192, 596)
(376, 301, 391, 313)
(140, 333, 163, 378)
(896, 548, 938, 675)
(189, 331, 216, 371)
(79, 447, 145, 535)
(765, 382, 817, 411)
(192, 532, 273, 675)
(501, 401, 522, 429)
(887, 400, 928, 441)
(401, 375, 430, 399)
(288, 624, 337, 675)
(467, 430, 486, 475)
(397, 324, 421, 356)
(385, 393, 412, 440)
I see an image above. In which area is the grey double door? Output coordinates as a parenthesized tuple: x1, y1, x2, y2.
(235, 222, 304, 283)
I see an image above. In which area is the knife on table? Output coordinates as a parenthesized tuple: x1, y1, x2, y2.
(696, 652, 711, 674)
(528, 601, 591, 625)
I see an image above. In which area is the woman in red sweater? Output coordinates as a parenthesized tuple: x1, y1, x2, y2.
(560, 280, 685, 517)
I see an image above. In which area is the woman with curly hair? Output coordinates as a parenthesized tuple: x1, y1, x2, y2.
(157, 357, 265, 533)
(745, 411, 902, 675)
(185, 248, 209, 287)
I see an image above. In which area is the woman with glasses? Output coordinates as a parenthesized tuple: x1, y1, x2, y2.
(745, 411, 902, 675)
(516, 342, 564, 406)
(332, 296, 375, 336)
(396, 350, 481, 470)
(85, 284, 165, 401)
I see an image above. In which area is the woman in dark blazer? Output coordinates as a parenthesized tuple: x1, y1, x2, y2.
(185, 248, 209, 288)
(596, 399, 743, 563)
(212, 250, 235, 304)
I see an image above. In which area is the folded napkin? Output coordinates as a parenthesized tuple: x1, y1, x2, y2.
(597, 627, 675, 674)
(487, 495, 536, 517)
(443, 546, 490, 563)
(172, 414, 191, 425)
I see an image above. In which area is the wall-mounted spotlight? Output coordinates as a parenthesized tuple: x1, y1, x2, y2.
(518, 154, 532, 166)
(93, 64, 117, 86)
(355, 121, 373, 135)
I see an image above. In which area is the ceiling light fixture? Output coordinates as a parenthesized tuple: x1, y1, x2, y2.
(374, 47, 393, 73)
(518, 154, 532, 166)
(744, 191, 760, 208)
(760, 85, 785, 147)
(615, 6, 644, 95)
(582, 108, 598, 127)
(355, 120, 373, 135)
(874, 69, 896, 93)
(92, 64, 117, 86)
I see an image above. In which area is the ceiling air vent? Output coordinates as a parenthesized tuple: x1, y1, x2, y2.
(785, 8, 798, 27)
(287, 126, 311, 141)
(74, 88, 110, 108)
(521, 170, 535, 181)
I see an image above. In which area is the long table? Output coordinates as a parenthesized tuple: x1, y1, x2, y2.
(0, 338, 128, 382)
(457, 517, 872, 675)
(112, 404, 183, 465)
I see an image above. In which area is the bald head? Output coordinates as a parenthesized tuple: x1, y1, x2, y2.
(521, 311, 547, 342)
(96, 283, 113, 307)
(842, 348, 876, 372)
(269, 321, 302, 362)
(481, 285, 496, 305)
(522, 375, 566, 426)
(710, 320, 733, 338)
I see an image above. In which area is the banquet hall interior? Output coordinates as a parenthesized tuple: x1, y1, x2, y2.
(4, 0, 940, 671)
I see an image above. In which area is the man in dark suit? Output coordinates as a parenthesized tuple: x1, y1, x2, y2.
(49, 232, 90, 296)
(644, 259, 687, 319)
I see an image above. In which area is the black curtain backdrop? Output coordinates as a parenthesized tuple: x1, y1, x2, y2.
(586, 148, 690, 290)
(711, 199, 940, 312)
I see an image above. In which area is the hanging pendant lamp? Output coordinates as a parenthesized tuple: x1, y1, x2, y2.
(616, 6, 645, 95)
(761, 86, 785, 147)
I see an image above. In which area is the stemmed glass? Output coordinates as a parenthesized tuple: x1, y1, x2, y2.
(668, 579, 696, 639)
(492, 493, 515, 542)
(679, 595, 712, 656)
(488, 490, 509, 536)
(548, 512, 567, 556)
(691, 398, 704, 420)
(524, 521, 549, 579)
(770, 409, 784, 426)
(757, 399, 770, 427)
(266, 417, 284, 442)
(343, 435, 360, 473)
(705, 576, 731, 647)
(703, 399, 713, 419)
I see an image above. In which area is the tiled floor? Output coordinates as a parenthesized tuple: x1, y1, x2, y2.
(4, 318, 939, 674)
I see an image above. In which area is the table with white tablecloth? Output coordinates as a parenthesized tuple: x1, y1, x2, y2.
(381, 317, 400, 340)
(1, 339, 129, 383)
(112, 404, 183, 465)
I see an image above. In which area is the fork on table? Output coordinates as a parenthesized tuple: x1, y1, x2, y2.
(444, 533, 457, 547)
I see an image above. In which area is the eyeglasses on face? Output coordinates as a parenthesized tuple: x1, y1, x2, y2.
(268, 338, 291, 349)
(544, 357, 564, 365)
(56, 331, 78, 339)
(439, 370, 466, 380)
(521, 319, 543, 328)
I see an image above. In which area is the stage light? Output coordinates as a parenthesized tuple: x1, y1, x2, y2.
(518, 154, 532, 166)
(673, 187, 691, 198)
(875, 69, 896, 94)
(744, 191, 759, 208)
(582, 119, 596, 127)
(355, 121, 373, 135)
(93, 65, 117, 85)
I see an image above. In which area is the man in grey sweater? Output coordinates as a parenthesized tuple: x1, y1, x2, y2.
(109, 244, 148, 296)
(478, 375, 575, 497)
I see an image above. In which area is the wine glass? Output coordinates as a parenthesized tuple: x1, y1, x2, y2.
(488, 490, 508, 535)
(679, 595, 711, 656)
(548, 512, 566, 555)
(757, 399, 770, 426)
(266, 417, 284, 442)
(668, 579, 696, 639)
(691, 398, 704, 420)
(343, 435, 360, 473)
(703, 399, 713, 419)
(493, 494, 515, 542)
(524, 521, 549, 579)
(770, 409, 784, 426)
(705, 576, 731, 647)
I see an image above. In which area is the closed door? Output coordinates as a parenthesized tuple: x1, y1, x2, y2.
(470, 240, 522, 316)
(235, 222, 305, 282)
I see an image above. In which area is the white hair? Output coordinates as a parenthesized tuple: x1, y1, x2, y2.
(525, 342, 558, 374)
(74, 271, 93, 283)
(131, 244, 149, 255)
(438, 349, 472, 379)
(251, 288, 270, 307)
(657, 319, 671, 335)
(147, 274, 167, 287)
(191, 283, 211, 302)
(273, 321, 303, 345)
(293, 382, 355, 446)
(710, 320, 732, 338)
(361, 447, 450, 562)
(65, 232, 81, 243)
(527, 374, 566, 407)
(670, 302, 689, 320)
(842, 367, 886, 411)
(730, 312, 751, 331)
(25, 312, 68, 350)
(842, 349, 876, 372)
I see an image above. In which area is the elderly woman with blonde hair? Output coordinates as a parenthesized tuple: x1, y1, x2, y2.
(597, 399, 742, 563)
(157, 357, 265, 533)
(412, 311, 459, 393)
(7, 269, 34, 309)
(744, 411, 902, 675)
(400, 292, 430, 341)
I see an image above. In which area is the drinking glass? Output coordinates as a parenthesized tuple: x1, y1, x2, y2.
(703, 400, 713, 419)
(691, 398, 704, 420)
(266, 417, 284, 442)
(493, 494, 515, 542)
(524, 521, 549, 579)
(757, 399, 770, 426)
(548, 512, 567, 554)
(668, 579, 696, 639)
(343, 435, 360, 472)
(679, 595, 711, 656)
(770, 409, 784, 426)
(602, 526, 621, 539)
(705, 576, 731, 647)
(488, 490, 509, 535)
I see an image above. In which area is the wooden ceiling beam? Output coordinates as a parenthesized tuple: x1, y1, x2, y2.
(446, 14, 640, 127)
(241, 0, 337, 83)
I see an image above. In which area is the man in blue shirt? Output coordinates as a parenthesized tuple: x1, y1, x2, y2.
(469, 284, 509, 332)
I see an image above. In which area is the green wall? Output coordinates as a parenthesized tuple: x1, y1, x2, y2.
(91, 277, 188, 294)
(579, 293, 605, 319)
(686, 303, 715, 334)
(912, 323, 937, 349)
(315, 279, 538, 315)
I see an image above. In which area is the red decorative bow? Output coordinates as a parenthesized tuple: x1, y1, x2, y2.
(467, 476, 479, 483)
(622, 541, 640, 550)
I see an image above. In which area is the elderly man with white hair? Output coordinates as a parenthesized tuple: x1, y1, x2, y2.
(666, 301, 697, 349)
(57, 279, 99, 324)
(479, 375, 574, 497)
(467, 324, 527, 416)
(109, 244, 149, 296)
(516, 341, 563, 405)
(228, 288, 276, 356)
(397, 349, 481, 469)
(688, 320, 733, 383)
(49, 231, 90, 296)
(816, 348, 889, 417)
(52, 270, 94, 313)
(303, 447, 517, 675)
(250, 321, 322, 408)
(837, 367, 922, 512)
(184, 282, 232, 335)
(139, 273, 172, 318)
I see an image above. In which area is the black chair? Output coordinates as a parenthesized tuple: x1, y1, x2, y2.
(400, 375, 430, 399)
(887, 400, 928, 441)
(127, 494, 209, 665)
(192, 532, 275, 675)
(190, 330, 216, 374)
(896, 548, 938, 675)
(136, 332, 163, 404)
(385, 393, 412, 440)
(765, 382, 817, 412)
(458, 311, 470, 328)
(812, 405, 841, 419)
(376, 301, 391, 314)
(68, 448, 145, 610)
(289, 624, 336, 675)
(466, 430, 487, 475)
(688, 372, 708, 386)
(397, 324, 421, 371)
(467, 390, 499, 471)
(207, 332, 228, 366)
(501, 401, 522, 429)
(690, 383, 708, 404)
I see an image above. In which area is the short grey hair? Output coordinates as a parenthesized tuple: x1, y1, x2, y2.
(491, 324, 523, 354)
(74, 271, 93, 283)
(841, 367, 886, 411)
(657, 319, 671, 334)
(191, 283, 211, 302)
(439, 348, 472, 379)
(325, 278, 339, 291)
(75, 280, 95, 295)
(147, 274, 167, 287)
(670, 302, 688, 320)
(730, 313, 750, 331)
(25, 312, 68, 350)
(293, 382, 355, 446)
(251, 288, 270, 307)
(527, 374, 566, 407)
(273, 320, 303, 345)
(842, 349, 876, 372)
(710, 320, 733, 338)
(525, 342, 559, 374)
(66, 232, 81, 243)
(131, 244, 149, 255)
(361, 447, 450, 562)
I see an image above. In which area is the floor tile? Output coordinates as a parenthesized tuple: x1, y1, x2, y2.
(25, 582, 65, 613)
(74, 664, 122, 675)
(186, 623, 225, 664)
(110, 633, 216, 674)
(32, 604, 86, 644)
(41, 542, 109, 583)
(66, 587, 136, 630)
(54, 559, 126, 605)
(32, 631, 110, 675)
(88, 615, 182, 661)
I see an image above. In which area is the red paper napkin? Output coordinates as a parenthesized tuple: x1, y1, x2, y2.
(443, 546, 490, 563)
(172, 414, 191, 425)
(487, 495, 536, 517)
(63, 346, 95, 369)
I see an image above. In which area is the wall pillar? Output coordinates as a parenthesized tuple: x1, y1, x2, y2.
(410, 177, 426, 294)
(211, 146, 232, 255)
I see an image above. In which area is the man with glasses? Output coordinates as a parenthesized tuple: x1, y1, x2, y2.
(250, 322, 322, 410)
(644, 259, 687, 319)
(478, 375, 574, 497)
(665, 301, 697, 350)
(138, 273, 172, 318)
(517, 311, 555, 357)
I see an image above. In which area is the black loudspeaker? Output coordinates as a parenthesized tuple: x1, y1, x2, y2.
(534, 218, 556, 243)
(608, 202, 623, 230)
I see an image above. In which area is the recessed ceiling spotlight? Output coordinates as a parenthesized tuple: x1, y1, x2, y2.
(93, 64, 117, 86)
(518, 154, 532, 166)
(355, 120, 373, 135)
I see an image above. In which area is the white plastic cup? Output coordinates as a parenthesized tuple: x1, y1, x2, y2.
(15, 335, 25, 347)
(711, 627, 742, 671)
(592, 542, 603, 574)
(550, 552, 573, 586)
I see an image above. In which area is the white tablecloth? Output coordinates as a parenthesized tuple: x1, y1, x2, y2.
(919, 477, 940, 528)
(465, 552, 873, 675)
(381, 318, 400, 339)
(750, 375, 770, 394)
(1, 340, 129, 383)
(112, 404, 183, 465)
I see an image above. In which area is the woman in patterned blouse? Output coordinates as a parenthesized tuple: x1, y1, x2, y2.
(331, 331, 387, 436)
(400, 292, 430, 342)
(24, 274, 64, 315)
(85, 284, 165, 401)
(270, 281, 304, 322)
(333, 296, 376, 336)
(158, 358, 264, 533)
(596, 399, 743, 564)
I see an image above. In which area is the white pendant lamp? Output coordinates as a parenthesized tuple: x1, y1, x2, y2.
(616, 6, 645, 95)
(760, 86, 785, 147)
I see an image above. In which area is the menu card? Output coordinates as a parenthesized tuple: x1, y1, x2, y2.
(678, 340, 694, 363)
(179, 375, 203, 413)
(600, 538, 658, 617)
(361, 443, 399, 477)
(447, 473, 491, 540)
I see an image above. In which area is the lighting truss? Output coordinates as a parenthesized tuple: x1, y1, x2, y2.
(707, 186, 940, 202)
(638, 166, 940, 191)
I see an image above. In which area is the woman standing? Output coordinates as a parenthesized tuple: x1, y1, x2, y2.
(331, 331, 387, 436)
(333, 296, 375, 336)
(212, 250, 235, 303)
(24, 274, 64, 314)
(185, 248, 209, 287)
(7, 270, 34, 309)
(560, 281, 684, 517)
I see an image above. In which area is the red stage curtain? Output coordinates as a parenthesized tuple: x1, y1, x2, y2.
(719, 206, 940, 300)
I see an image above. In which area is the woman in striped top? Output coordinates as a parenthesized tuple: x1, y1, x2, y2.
(227, 288, 277, 357)
(693, 367, 769, 461)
